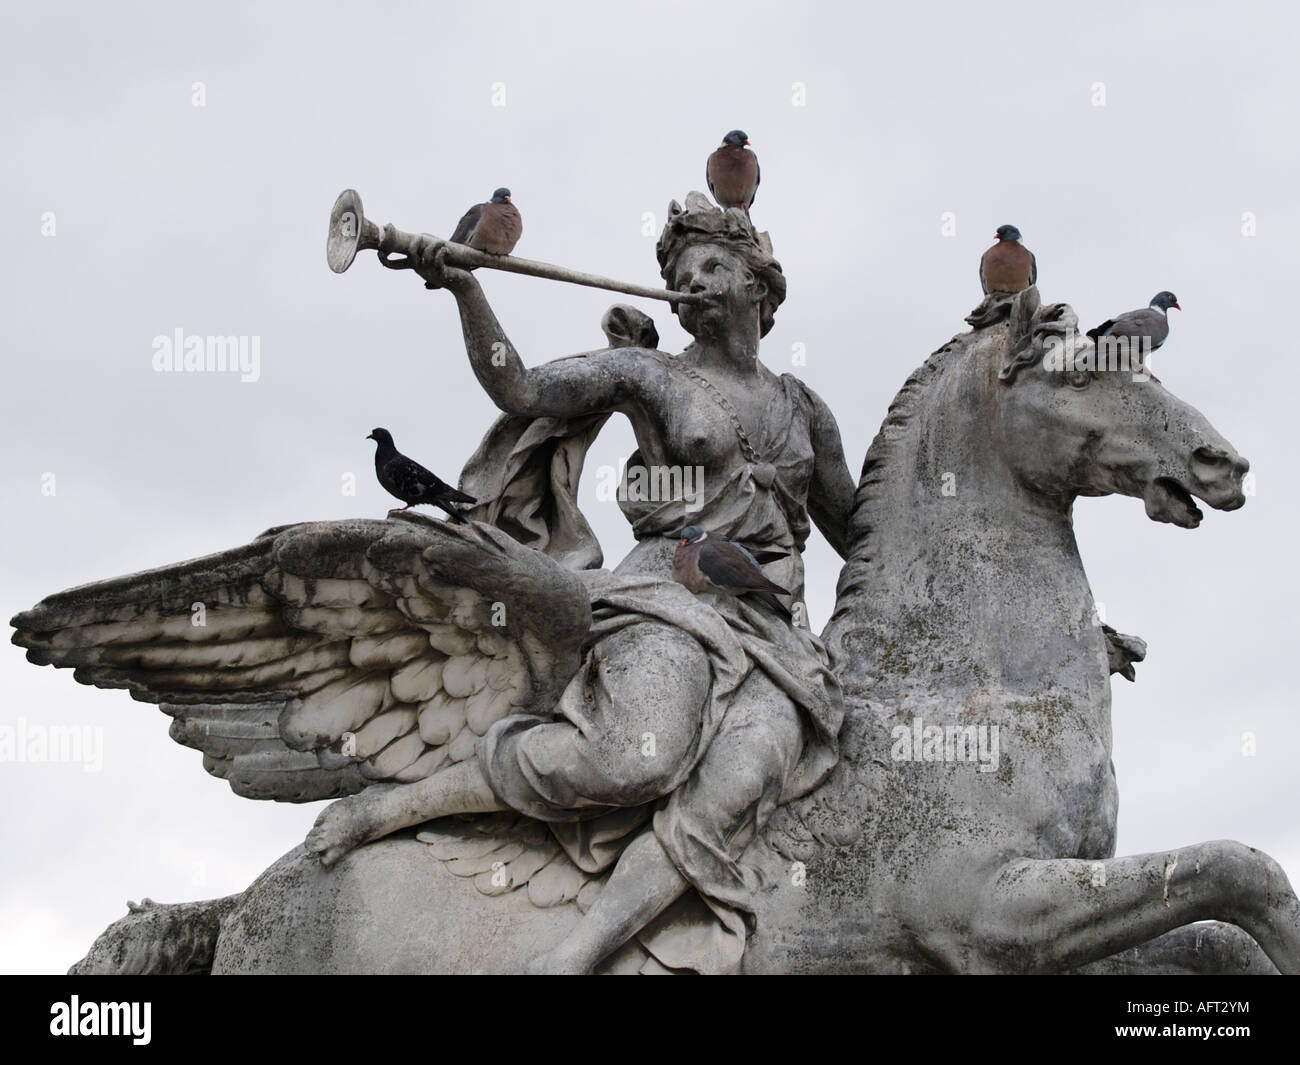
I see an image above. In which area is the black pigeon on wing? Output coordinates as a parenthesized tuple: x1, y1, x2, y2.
(367, 427, 475, 524)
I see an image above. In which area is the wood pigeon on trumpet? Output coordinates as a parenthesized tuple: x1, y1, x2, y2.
(450, 188, 522, 258)
(706, 130, 760, 213)
(671, 525, 791, 617)
(367, 428, 476, 524)
(979, 224, 1036, 295)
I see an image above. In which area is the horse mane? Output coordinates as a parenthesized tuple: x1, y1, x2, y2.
(842, 335, 966, 569)
(842, 290, 1077, 573)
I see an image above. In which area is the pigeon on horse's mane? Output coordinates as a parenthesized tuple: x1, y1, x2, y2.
(980, 224, 1036, 295)
(1087, 291, 1180, 378)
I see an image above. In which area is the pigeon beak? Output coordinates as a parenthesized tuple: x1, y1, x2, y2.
(1172, 303, 1181, 311)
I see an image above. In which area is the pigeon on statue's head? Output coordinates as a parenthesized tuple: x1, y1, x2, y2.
(706, 130, 760, 214)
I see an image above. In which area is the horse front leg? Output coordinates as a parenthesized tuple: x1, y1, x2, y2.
(967, 840, 1300, 974)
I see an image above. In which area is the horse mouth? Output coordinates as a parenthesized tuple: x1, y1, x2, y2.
(1144, 477, 1204, 528)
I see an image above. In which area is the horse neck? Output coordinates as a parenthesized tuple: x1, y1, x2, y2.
(830, 340, 1109, 705)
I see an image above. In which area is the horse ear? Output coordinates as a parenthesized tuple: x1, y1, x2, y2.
(966, 285, 1040, 332)
(999, 287, 1044, 383)
(1000, 300, 1082, 383)
(1009, 286, 1040, 342)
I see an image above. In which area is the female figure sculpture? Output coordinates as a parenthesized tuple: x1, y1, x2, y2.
(303, 192, 857, 971)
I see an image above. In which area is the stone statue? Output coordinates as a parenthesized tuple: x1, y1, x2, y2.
(13, 193, 1296, 975)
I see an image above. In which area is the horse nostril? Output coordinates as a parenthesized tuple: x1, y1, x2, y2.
(1191, 446, 1249, 485)
(1192, 446, 1230, 469)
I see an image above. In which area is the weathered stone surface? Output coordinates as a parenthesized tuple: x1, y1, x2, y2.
(211, 837, 573, 975)
(16, 194, 1293, 976)
(212, 834, 652, 975)
(70, 894, 240, 975)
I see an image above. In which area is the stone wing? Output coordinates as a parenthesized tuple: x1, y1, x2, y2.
(10, 515, 591, 801)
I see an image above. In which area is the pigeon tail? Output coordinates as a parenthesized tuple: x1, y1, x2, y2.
(750, 590, 793, 620)
(441, 485, 477, 505)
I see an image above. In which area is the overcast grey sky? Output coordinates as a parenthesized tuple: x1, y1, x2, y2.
(2, 0, 1297, 973)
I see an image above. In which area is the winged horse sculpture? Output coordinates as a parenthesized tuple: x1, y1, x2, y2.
(14, 203, 1295, 974)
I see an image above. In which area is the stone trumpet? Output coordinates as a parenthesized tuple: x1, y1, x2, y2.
(326, 189, 704, 305)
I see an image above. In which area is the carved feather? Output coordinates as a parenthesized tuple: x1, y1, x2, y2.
(9, 514, 591, 802)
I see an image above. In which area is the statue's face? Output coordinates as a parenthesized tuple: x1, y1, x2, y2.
(670, 244, 763, 340)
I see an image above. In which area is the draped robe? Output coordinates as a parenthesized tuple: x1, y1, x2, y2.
(457, 350, 843, 971)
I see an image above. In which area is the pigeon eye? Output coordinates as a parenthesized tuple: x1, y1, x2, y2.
(1067, 369, 1092, 389)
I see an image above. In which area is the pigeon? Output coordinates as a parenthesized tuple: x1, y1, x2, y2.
(671, 525, 791, 617)
(449, 188, 522, 259)
(367, 428, 476, 523)
(706, 130, 760, 213)
(1086, 291, 1180, 375)
(979, 224, 1037, 295)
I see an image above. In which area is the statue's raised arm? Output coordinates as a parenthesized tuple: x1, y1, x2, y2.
(413, 236, 653, 419)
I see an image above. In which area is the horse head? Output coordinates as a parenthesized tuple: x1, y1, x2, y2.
(822, 290, 1252, 825)
(996, 300, 1248, 528)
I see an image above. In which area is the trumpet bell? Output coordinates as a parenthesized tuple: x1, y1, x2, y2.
(327, 189, 382, 273)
